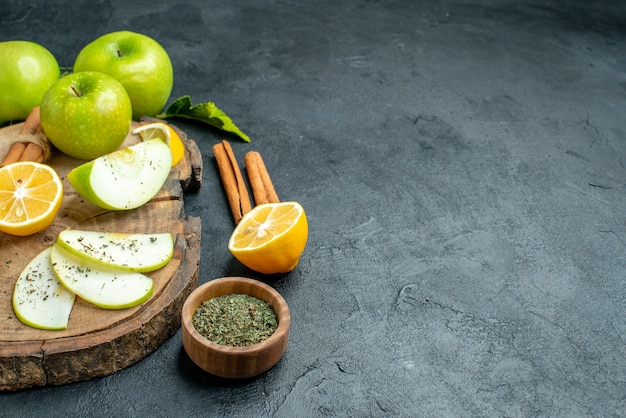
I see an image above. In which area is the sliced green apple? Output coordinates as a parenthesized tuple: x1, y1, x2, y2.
(50, 244, 153, 310)
(67, 138, 172, 210)
(12, 247, 76, 330)
(56, 229, 174, 272)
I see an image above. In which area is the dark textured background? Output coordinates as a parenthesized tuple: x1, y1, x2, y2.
(1, 1, 625, 416)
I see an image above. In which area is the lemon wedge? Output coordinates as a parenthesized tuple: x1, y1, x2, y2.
(228, 201, 308, 274)
(132, 122, 185, 166)
(0, 161, 63, 236)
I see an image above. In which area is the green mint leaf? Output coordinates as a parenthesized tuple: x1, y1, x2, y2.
(156, 96, 250, 142)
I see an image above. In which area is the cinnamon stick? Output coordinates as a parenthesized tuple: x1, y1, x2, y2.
(0, 106, 48, 166)
(244, 151, 279, 205)
(0, 142, 26, 167)
(212, 140, 252, 224)
(20, 142, 45, 163)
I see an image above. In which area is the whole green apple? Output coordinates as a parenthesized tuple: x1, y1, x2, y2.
(0, 40, 60, 126)
(40, 71, 132, 160)
(73, 31, 173, 120)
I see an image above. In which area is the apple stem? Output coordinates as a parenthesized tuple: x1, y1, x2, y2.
(71, 85, 82, 97)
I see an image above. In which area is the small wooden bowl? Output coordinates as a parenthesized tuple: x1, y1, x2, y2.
(181, 276, 290, 378)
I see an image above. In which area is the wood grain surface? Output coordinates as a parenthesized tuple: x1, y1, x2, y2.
(0, 121, 202, 391)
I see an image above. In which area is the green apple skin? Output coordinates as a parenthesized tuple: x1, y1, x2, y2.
(56, 229, 174, 273)
(67, 139, 172, 210)
(0, 40, 60, 126)
(40, 71, 132, 160)
(73, 31, 173, 120)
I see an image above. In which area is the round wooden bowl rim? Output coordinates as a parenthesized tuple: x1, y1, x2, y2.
(181, 276, 290, 355)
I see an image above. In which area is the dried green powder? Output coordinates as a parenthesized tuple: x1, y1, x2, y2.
(192, 293, 278, 347)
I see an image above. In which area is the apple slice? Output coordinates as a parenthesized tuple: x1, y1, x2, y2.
(67, 138, 172, 210)
(56, 229, 174, 273)
(12, 247, 76, 330)
(50, 244, 153, 310)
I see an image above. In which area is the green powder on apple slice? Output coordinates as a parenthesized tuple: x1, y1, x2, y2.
(50, 244, 153, 310)
(56, 229, 174, 273)
(12, 247, 76, 330)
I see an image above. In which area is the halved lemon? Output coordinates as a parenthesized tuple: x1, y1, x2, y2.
(0, 161, 63, 236)
(132, 122, 185, 167)
(228, 201, 308, 274)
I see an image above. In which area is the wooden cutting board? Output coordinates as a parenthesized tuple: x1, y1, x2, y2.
(0, 121, 203, 391)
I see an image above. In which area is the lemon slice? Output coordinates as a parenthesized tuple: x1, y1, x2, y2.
(132, 122, 185, 166)
(0, 161, 63, 236)
(228, 201, 308, 274)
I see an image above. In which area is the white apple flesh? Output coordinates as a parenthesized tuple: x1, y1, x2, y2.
(56, 229, 174, 272)
(12, 247, 76, 330)
(50, 244, 153, 310)
(67, 139, 173, 210)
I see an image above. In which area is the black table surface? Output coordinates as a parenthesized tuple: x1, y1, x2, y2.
(1, 1, 625, 416)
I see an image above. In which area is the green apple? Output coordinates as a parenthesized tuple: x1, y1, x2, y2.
(56, 229, 174, 272)
(67, 139, 172, 210)
(73, 31, 173, 120)
(40, 71, 132, 160)
(50, 244, 153, 310)
(12, 247, 76, 330)
(0, 40, 60, 126)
